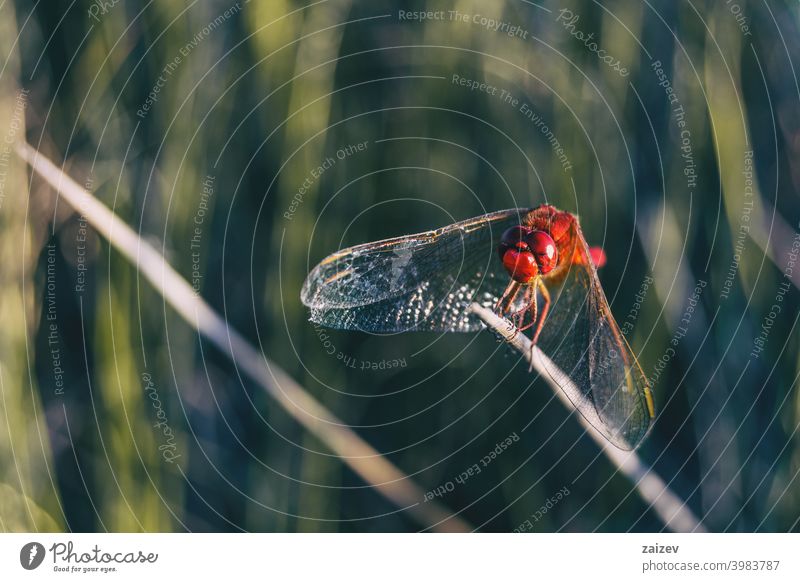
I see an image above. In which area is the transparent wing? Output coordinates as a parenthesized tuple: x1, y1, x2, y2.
(301, 209, 531, 332)
(536, 226, 655, 450)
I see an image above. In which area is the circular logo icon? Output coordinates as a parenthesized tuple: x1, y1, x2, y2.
(20, 542, 46, 570)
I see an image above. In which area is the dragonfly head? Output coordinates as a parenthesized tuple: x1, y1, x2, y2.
(498, 226, 558, 283)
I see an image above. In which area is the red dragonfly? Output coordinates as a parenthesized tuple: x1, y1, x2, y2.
(301, 205, 655, 449)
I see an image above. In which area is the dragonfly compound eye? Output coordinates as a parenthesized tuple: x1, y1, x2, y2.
(501, 247, 538, 283)
(497, 225, 531, 260)
(498, 226, 540, 282)
(526, 230, 557, 274)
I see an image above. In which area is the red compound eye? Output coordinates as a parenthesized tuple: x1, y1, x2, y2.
(501, 248, 538, 283)
(497, 225, 531, 260)
(526, 230, 558, 274)
(498, 226, 538, 282)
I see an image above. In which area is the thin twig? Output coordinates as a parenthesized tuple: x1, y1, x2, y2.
(16, 141, 470, 533)
(469, 303, 706, 533)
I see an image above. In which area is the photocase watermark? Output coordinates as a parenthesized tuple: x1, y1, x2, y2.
(398, 9, 530, 39)
(448, 10, 530, 39)
(513, 486, 570, 531)
(190, 175, 215, 294)
(21, 539, 158, 573)
(142, 372, 181, 463)
(137, 54, 181, 119)
(649, 279, 707, 388)
(87, 0, 122, 22)
(451, 73, 508, 99)
(73, 175, 95, 295)
(519, 102, 573, 173)
(651, 60, 697, 192)
(750, 223, 799, 359)
(555, 9, 629, 77)
(620, 275, 654, 337)
(312, 322, 406, 371)
(423, 431, 520, 502)
(0, 88, 29, 211)
(47, 541, 157, 574)
(20, 542, 46, 570)
(341, 355, 407, 371)
(397, 9, 448, 23)
(284, 140, 369, 221)
(74, 213, 90, 293)
(724, 0, 753, 37)
(45, 243, 65, 397)
(450, 74, 572, 173)
(136, 2, 242, 118)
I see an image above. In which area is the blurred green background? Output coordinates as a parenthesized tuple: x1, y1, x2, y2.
(1, 0, 799, 532)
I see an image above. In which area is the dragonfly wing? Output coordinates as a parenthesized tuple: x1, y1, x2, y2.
(536, 227, 655, 450)
(301, 209, 531, 333)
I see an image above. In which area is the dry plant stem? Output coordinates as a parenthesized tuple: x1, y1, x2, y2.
(16, 141, 470, 533)
(469, 303, 707, 533)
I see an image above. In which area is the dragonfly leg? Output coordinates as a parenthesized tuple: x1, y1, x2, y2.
(494, 280, 520, 315)
(508, 286, 533, 339)
(531, 279, 551, 344)
(522, 287, 539, 372)
(509, 286, 530, 323)
(517, 284, 538, 333)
